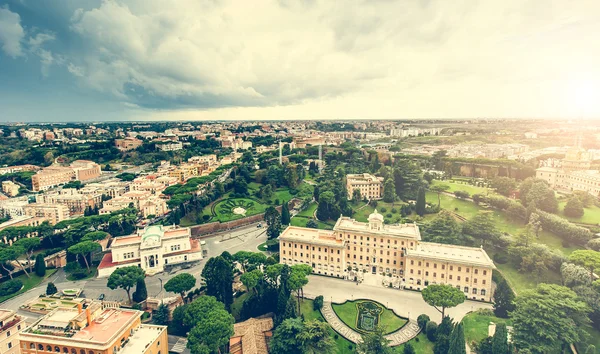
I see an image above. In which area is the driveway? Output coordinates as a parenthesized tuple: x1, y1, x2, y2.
(303, 275, 491, 322)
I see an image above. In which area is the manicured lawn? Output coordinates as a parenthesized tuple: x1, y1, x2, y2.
(296, 202, 317, 218)
(558, 201, 600, 225)
(426, 192, 481, 219)
(231, 291, 250, 321)
(394, 333, 434, 353)
(0, 268, 58, 303)
(213, 198, 269, 222)
(300, 299, 355, 354)
(332, 300, 407, 335)
(493, 261, 562, 295)
(461, 310, 512, 347)
(290, 216, 334, 230)
(431, 179, 493, 197)
(352, 201, 406, 223)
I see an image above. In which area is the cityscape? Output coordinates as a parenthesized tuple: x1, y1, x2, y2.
(1, 1, 600, 354)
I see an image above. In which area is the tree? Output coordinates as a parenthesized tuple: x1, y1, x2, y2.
(281, 200, 291, 225)
(68, 241, 100, 272)
(493, 278, 515, 318)
(357, 327, 393, 354)
(298, 319, 336, 354)
(435, 316, 454, 354)
(403, 343, 416, 354)
(491, 177, 516, 196)
(132, 277, 148, 303)
(233, 177, 249, 195)
(107, 266, 146, 304)
(352, 189, 361, 204)
(569, 250, 600, 283)
(165, 273, 197, 303)
(417, 314, 430, 330)
(448, 322, 466, 354)
(288, 264, 311, 312)
(34, 253, 46, 277)
(561, 262, 591, 288)
(415, 186, 426, 216)
(506, 203, 527, 222)
(423, 211, 468, 245)
(462, 212, 501, 246)
(306, 219, 318, 228)
(185, 296, 234, 354)
(46, 282, 58, 295)
(564, 196, 585, 218)
(586, 345, 597, 354)
(264, 206, 281, 240)
(153, 303, 170, 325)
(313, 295, 324, 311)
(81, 231, 109, 242)
(14, 237, 41, 272)
(269, 317, 305, 354)
(430, 184, 450, 207)
(240, 269, 262, 295)
(201, 256, 233, 310)
(421, 284, 465, 320)
(491, 323, 509, 354)
(0, 245, 29, 278)
(234, 251, 267, 272)
(426, 321, 438, 341)
(512, 284, 590, 353)
(383, 178, 396, 203)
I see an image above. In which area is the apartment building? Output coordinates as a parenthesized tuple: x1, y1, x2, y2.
(100, 191, 167, 218)
(23, 203, 69, 225)
(0, 309, 25, 354)
(345, 173, 384, 200)
(1, 182, 20, 197)
(36, 189, 102, 216)
(155, 141, 183, 151)
(188, 154, 218, 166)
(98, 225, 203, 277)
(31, 161, 101, 192)
(18, 303, 167, 354)
(536, 147, 600, 196)
(280, 211, 495, 301)
(114, 137, 143, 151)
(0, 197, 29, 218)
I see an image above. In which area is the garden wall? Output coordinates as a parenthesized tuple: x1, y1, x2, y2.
(190, 198, 302, 237)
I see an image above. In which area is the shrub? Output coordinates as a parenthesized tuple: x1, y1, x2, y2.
(536, 210, 593, 245)
(46, 282, 57, 296)
(0, 279, 23, 296)
(417, 314, 430, 330)
(386, 213, 392, 218)
(454, 190, 469, 199)
(334, 334, 339, 340)
(70, 270, 89, 280)
(426, 321, 438, 342)
(493, 252, 509, 264)
(313, 295, 324, 311)
(391, 208, 398, 213)
(380, 207, 387, 212)
(472, 194, 484, 204)
(564, 196, 584, 218)
(587, 238, 600, 251)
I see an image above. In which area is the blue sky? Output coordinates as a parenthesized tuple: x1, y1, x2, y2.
(1, 0, 600, 122)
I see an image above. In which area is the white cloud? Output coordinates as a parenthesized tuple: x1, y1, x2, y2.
(0, 6, 25, 58)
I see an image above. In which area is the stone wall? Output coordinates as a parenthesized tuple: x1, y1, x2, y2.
(190, 198, 302, 237)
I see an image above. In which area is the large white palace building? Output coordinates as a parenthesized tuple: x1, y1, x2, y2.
(98, 225, 203, 277)
(280, 211, 496, 302)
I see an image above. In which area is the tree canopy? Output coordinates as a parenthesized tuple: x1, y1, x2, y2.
(421, 284, 465, 319)
(106, 266, 146, 304)
(165, 273, 196, 303)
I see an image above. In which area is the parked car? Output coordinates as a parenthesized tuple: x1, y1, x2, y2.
(98, 293, 105, 301)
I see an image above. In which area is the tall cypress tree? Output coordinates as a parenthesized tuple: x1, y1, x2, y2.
(493, 279, 515, 318)
(34, 253, 46, 277)
(491, 323, 509, 354)
(132, 277, 148, 303)
(416, 186, 426, 216)
(448, 322, 466, 354)
(281, 200, 290, 225)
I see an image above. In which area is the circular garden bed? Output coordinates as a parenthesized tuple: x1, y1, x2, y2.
(331, 299, 407, 334)
(211, 198, 268, 222)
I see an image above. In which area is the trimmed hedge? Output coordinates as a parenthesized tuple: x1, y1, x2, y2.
(0, 279, 23, 296)
(536, 210, 594, 245)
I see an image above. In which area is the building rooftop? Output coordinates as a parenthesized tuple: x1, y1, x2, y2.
(120, 325, 166, 354)
(280, 226, 345, 248)
(230, 317, 274, 354)
(71, 309, 137, 343)
(407, 243, 496, 268)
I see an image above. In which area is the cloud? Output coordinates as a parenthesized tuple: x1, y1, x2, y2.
(0, 5, 25, 58)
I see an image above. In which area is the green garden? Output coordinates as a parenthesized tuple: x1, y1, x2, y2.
(332, 300, 407, 335)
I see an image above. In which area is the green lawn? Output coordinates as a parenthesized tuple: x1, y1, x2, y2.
(426, 192, 481, 219)
(300, 299, 355, 354)
(558, 201, 600, 225)
(352, 201, 406, 223)
(431, 179, 494, 197)
(231, 291, 250, 321)
(296, 202, 317, 218)
(493, 261, 562, 295)
(332, 300, 407, 335)
(461, 310, 512, 347)
(393, 333, 434, 353)
(290, 216, 334, 230)
(0, 268, 57, 303)
(212, 198, 269, 222)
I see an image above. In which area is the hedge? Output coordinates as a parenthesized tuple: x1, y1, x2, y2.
(536, 210, 594, 245)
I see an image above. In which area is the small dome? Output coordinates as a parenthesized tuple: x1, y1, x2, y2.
(368, 209, 384, 222)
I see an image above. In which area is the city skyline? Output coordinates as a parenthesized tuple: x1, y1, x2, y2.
(1, 0, 600, 122)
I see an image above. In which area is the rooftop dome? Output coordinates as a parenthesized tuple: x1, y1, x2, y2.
(368, 209, 384, 222)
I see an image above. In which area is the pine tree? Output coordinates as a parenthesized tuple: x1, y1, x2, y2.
(281, 200, 290, 225)
(448, 323, 466, 354)
(416, 186, 426, 216)
(403, 343, 416, 354)
(153, 303, 170, 325)
(491, 323, 509, 354)
(34, 253, 46, 277)
(132, 278, 148, 303)
(493, 279, 515, 318)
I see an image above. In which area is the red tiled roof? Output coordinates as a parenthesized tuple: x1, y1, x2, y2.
(98, 253, 139, 270)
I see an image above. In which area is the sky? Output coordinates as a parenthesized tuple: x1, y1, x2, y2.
(1, 0, 600, 122)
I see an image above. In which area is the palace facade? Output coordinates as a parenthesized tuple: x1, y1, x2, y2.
(280, 211, 496, 302)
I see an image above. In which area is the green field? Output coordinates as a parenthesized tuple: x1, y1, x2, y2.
(493, 261, 562, 295)
(393, 333, 435, 353)
(296, 202, 317, 218)
(461, 311, 512, 347)
(352, 201, 406, 223)
(558, 201, 600, 225)
(332, 300, 407, 335)
(431, 179, 494, 197)
(0, 269, 58, 303)
(300, 299, 355, 354)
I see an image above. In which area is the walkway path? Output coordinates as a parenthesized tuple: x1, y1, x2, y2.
(320, 301, 420, 346)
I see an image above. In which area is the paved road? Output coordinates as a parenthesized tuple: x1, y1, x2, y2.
(303, 275, 491, 322)
(1, 223, 268, 316)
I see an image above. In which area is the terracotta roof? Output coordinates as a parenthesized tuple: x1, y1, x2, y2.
(98, 253, 139, 270)
(230, 317, 274, 354)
